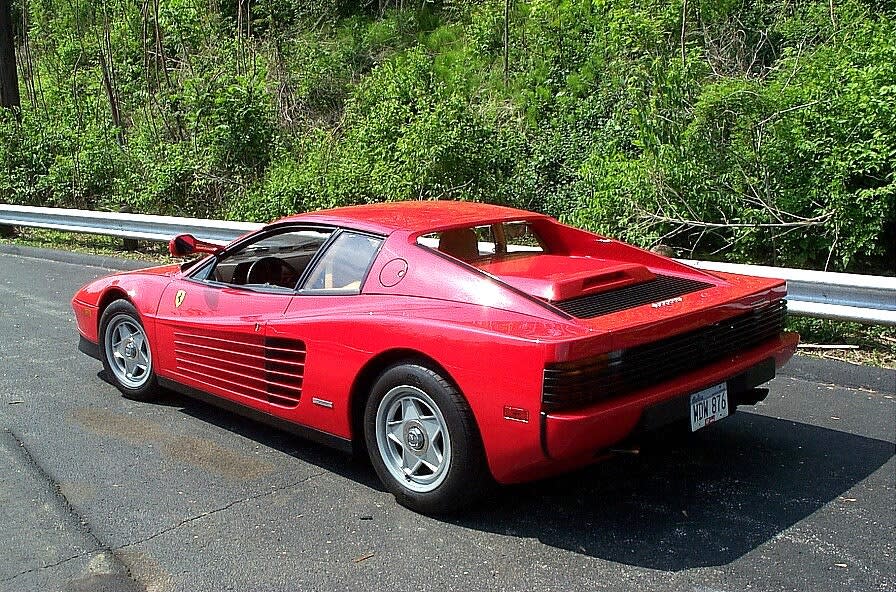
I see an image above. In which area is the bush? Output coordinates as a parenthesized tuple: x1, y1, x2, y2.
(1, 0, 892, 273)
(328, 47, 515, 203)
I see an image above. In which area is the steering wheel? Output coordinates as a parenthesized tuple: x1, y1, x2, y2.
(246, 256, 298, 287)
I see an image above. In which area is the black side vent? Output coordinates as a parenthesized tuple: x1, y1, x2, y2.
(264, 337, 306, 407)
(542, 300, 788, 412)
(553, 274, 714, 319)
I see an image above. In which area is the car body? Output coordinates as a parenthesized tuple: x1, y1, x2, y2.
(73, 201, 798, 513)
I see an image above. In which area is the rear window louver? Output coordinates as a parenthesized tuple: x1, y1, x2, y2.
(553, 274, 714, 319)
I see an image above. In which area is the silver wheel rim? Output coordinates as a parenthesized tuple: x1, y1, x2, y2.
(375, 385, 451, 493)
(104, 313, 152, 389)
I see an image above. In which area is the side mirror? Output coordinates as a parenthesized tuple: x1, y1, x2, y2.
(168, 234, 223, 257)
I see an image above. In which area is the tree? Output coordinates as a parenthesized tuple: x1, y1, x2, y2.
(0, 0, 19, 108)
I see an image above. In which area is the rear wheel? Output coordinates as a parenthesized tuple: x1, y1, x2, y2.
(99, 300, 159, 401)
(364, 363, 491, 514)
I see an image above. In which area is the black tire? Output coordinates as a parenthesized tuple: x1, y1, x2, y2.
(99, 300, 159, 401)
(363, 362, 492, 514)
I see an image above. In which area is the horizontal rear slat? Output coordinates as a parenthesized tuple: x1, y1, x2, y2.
(543, 301, 787, 412)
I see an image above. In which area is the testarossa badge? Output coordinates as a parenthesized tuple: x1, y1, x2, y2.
(174, 289, 186, 308)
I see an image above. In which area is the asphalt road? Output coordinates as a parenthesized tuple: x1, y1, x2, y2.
(1, 245, 894, 592)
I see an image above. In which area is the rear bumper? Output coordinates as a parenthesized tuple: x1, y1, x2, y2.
(628, 358, 773, 435)
(496, 331, 798, 484)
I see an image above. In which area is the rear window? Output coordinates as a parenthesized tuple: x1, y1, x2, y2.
(417, 221, 546, 263)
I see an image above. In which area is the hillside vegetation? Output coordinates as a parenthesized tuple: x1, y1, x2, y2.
(1, 0, 894, 272)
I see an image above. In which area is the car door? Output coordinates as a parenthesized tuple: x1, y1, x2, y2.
(153, 227, 334, 414)
(267, 230, 386, 435)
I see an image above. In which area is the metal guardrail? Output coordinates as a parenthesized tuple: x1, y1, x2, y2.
(2, 204, 894, 325)
(0, 204, 261, 244)
(679, 260, 895, 325)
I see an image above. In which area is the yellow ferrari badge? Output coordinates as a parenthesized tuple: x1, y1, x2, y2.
(174, 289, 186, 308)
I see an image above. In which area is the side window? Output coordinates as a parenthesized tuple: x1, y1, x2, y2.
(301, 232, 383, 293)
(196, 229, 333, 290)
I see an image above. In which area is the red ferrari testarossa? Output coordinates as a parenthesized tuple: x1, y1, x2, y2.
(73, 201, 798, 513)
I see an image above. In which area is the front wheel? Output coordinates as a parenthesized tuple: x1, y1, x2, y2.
(364, 363, 491, 514)
(99, 300, 159, 401)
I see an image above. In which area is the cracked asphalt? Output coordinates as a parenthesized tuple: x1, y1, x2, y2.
(0, 245, 894, 592)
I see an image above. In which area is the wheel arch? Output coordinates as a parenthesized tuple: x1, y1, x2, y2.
(96, 287, 132, 330)
(348, 348, 462, 454)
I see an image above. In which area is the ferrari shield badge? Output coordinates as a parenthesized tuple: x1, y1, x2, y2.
(174, 289, 186, 308)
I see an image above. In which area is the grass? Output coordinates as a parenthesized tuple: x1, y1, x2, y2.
(0, 227, 173, 263)
(3, 227, 894, 369)
(787, 318, 896, 370)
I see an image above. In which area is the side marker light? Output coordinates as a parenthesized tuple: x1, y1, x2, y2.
(503, 406, 529, 423)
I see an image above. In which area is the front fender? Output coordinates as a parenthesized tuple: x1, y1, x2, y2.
(72, 269, 176, 344)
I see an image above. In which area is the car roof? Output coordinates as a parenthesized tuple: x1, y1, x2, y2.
(276, 201, 549, 235)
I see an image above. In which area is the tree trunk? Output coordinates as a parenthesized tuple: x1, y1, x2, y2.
(98, 6, 124, 145)
(503, 0, 510, 85)
(0, 0, 20, 108)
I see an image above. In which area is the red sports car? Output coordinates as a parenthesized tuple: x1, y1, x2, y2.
(72, 201, 798, 513)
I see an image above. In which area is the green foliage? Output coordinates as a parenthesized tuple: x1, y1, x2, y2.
(331, 47, 510, 202)
(226, 131, 340, 221)
(0, 110, 123, 209)
(1, 0, 894, 272)
(512, 0, 896, 272)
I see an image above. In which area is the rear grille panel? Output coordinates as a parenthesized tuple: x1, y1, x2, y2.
(543, 301, 787, 412)
(553, 274, 714, 319)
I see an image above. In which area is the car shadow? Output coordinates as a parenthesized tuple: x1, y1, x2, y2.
(100, 370, 893, 572)
(451, 411, 895, 571)
(95, 369, 383, 490)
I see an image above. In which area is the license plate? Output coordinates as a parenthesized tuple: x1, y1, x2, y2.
(690, 383, 729, 432)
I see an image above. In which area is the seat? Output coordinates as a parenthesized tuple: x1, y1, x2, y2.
(438, 228, 479, 262)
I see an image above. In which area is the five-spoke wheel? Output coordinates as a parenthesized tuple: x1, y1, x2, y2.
(375, 386, 452, 493)
(105, 315, 151, 388)
(364, 362, 490, 514)
(99, 300, 158, 400)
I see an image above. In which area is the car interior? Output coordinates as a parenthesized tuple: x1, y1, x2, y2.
(437, 228, 480, 261)
(209, 230, 332, 289)
(203, 229, 382, 293)
(427, 221, 546, 263)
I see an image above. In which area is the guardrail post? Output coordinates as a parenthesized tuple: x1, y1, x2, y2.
(0, 223, 13, 237)
(118, 205, 139, 251)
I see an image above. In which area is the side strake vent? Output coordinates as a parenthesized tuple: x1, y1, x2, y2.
(543, 300, 787, 412)
(553, 274, 714, 319)
(173, 331, 305, 408)
(263, 337, 306, 407)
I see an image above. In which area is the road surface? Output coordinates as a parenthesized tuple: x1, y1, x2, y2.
(0, 245, 893, 592)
